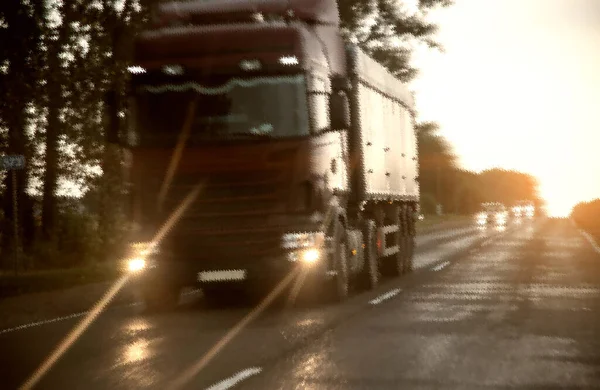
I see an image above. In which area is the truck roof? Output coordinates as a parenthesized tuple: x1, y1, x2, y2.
(156, 0, 339, 27)
(346, 44, 415, 111)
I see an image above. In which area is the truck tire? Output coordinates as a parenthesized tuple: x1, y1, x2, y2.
(405, 208, 415, 273)
(359, 219, 380, 290)
(384, 205, 405, 277)
(330, 219, 350, 302)
(141, 283, 180, 312)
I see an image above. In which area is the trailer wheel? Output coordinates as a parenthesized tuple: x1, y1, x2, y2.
(359, 219, 379, 290)
(330, 220, 350, 302)
(386, 205, 405, 277)
(405, 209, 415, 273)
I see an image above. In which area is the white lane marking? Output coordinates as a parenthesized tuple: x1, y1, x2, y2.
(414, 235, 481, 270)
(580, 230, 600, 254)
(0, 288, 204, 335)
(369, 288, 402, 305)
(416, 227, 477, 247)
(206, 367, 262, 390)
(432, 261, 450, 272)
(0, 312, 88, 335)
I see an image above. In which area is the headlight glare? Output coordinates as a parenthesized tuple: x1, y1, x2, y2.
(282, 232, 324, 249)
(301, 248, 320, 264)
(128, 258, 146, 272)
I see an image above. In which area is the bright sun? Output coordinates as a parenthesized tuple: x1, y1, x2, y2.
(540, 188, 573, 218)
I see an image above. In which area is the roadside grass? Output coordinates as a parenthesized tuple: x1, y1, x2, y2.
(0, 262, 122, 299)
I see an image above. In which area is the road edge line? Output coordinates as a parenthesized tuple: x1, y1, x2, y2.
(572, 219, 600, 254)
(205, 367, 262, 390)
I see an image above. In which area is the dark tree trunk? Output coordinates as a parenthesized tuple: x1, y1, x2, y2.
(41, 45, 61, 240)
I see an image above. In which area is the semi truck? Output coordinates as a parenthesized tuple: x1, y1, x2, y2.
(110, 0, 420, 308)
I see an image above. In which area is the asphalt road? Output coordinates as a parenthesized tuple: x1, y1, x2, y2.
(2, 218, 600, 390)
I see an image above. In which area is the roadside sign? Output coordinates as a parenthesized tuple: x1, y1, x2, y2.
(0, 155, 25, 170)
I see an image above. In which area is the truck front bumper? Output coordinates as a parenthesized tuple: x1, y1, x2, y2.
(124, 233, 332, 288)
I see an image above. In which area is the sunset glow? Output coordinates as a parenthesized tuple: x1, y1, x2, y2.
(412, 0, 600, 217)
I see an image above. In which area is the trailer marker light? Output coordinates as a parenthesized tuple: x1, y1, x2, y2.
(240, 59, 262, 71)
(162, 65, 184, 75)
(252, 12, 265, 23)
(127, 66, 146, 74)
(279, 56, 299, 66)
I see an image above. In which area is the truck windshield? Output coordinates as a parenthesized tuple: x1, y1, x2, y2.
(130, 74, 310, 146)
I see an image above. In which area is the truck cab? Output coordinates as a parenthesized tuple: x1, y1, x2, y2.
(114, 0, 419, 308)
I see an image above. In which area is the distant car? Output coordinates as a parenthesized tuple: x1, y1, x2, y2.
(476, 202, 509, 227)
(512, 200, 535, 219)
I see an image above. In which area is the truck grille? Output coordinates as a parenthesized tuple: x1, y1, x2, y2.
(158, 170, 290, 257)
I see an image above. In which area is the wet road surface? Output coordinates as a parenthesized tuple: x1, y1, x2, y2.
(2, 218, 600, 389)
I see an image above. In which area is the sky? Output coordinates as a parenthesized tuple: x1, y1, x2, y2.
(411, 0, 600, 217)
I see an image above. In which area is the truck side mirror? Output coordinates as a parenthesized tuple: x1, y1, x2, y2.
(330, 91, 351, 130)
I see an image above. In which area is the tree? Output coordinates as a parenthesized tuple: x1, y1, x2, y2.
(415, 121, 458, 211)
(0, 0, 44, 260)
(478, 169, 540, 206)
(338, 0, 453, 81)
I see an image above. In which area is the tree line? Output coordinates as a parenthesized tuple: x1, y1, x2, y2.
(0, 0, 540, 271)
(416, 121, 542, 215)
(571, 199, 600, 238)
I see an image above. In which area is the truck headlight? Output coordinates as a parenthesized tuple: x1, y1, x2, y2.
(128, 258, 146, 272)
(125, 242, 159, 273)
(287, 248, 321, 265)
(282, 232, 325, 250)
(301, 248, 320, 264)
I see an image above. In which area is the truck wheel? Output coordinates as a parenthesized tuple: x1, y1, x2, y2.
(330, 220, 350, 302)
(141, 283, 180, 312)
(405, 235, 415, 273)
(359, 219, 379, 290)
(390, 205, 405, 277)
(405, 209, 415, 273)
